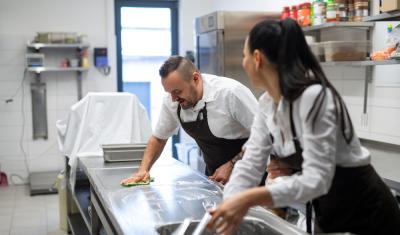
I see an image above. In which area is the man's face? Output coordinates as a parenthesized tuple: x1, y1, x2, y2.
(161, 71, 198, 110)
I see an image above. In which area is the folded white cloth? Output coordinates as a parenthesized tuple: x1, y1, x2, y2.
(56, 92, 152, 189)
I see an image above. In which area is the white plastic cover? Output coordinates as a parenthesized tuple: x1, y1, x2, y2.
(56, 92, 152, 189)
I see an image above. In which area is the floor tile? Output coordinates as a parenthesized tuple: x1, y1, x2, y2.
(10, 226, 46, 235)
(12, 214, 47, 228)
(0, 229, 9, 235)
(3, 185, 64, 235)
(0, 215, 12, 230)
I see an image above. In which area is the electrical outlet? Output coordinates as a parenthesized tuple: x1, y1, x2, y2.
(360, 113, 369, 131)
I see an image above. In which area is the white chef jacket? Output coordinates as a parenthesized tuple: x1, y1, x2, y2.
(153, 74, 258, 140)
(224, 84, 370, 208)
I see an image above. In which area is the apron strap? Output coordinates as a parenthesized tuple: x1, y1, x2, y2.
(290, 102, 313, 234)
(306, 201, 313, 234)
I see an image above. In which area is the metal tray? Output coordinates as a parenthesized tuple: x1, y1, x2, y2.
(102, 143, 146, 162)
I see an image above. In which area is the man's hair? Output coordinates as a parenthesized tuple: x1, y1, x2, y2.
(159, 55, 197, 80)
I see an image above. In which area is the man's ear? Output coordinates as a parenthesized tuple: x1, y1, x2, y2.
(192, 71, 200, 83)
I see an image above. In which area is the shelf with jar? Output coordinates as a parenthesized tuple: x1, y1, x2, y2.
(26, 32, 90, 140)
(363, 11, 400, 21)
(281, 0, 373, 28)
(364, 0, 400, 22)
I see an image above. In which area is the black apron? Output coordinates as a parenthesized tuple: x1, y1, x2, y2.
(177, 103, 248, 176)
(273, 103, 400, 234)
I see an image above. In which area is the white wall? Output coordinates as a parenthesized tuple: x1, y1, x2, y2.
(179, 0, 213, 55)
(0, 0, 117, 184)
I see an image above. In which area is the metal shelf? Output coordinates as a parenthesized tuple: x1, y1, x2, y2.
(303, 22, 374, 32)
(364, 11, 400, 22)
(68, 214, 91, 235)
(27, 42, 90, 50)
(73, 185, 92, 234)
(27, 66, 89, 73)
(320, 60, 400, 66)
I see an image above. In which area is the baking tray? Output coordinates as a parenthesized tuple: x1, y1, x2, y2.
(102, 143, 146, 162)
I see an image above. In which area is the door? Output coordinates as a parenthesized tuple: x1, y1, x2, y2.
(115, 0, 179, 158)
(197, 30, 225, 76)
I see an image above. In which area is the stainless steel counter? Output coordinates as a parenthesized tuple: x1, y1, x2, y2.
(76, 156, 306, 235)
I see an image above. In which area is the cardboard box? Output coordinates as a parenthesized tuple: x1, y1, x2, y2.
(381, 0, 400, 12)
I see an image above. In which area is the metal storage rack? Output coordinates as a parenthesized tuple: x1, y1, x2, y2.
(26, 42, 89, 140)
(27, 42, 90, 102)
(302, 22, 374, 32)
(303, 22, 400, 128)
(363, 10, 400, 22)
(27, 42, 89, 196)
(65, 157, 92, 235)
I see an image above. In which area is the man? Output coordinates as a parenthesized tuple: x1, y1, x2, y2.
(121, 56, 258, 185)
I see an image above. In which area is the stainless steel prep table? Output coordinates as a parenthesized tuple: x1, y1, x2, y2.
(65, 156, 306, 235)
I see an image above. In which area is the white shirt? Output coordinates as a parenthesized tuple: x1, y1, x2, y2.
(224, 84, 370, 207)
(153, 74, 258, 140)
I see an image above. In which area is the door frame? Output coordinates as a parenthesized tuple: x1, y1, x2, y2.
(114, 0, 179, 92)
(114, 0, 180, 158)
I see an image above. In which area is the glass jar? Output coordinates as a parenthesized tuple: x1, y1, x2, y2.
(290, 5, 298, 20)
(326, 2, 339, 22)
(298, 3, 311, 26)
(348, 0, 355, 21)
(313, 0, 326, 17)
(281, 6, 290, 20)
(338, 3, 348, 21)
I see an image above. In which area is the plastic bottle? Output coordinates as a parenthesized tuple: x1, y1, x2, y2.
(81, 50, 90, 68)
(56, 173, 67, 231)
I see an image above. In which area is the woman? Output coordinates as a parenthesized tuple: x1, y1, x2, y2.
(207, 18, 400, 235)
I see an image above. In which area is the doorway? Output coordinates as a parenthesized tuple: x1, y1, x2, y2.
(115, 0, 179, 157)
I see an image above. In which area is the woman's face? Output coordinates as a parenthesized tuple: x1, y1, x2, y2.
(242, 38, 263, 89)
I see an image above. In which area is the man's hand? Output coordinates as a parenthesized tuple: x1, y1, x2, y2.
(120, 171, 150, 186)
(266, 158, 293, 182)
(208, 161, 233, 185)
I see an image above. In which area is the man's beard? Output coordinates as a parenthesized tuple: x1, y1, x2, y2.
(180, 100, 194, 110)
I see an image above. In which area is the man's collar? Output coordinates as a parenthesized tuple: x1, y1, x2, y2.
(191, 74, 216, 111)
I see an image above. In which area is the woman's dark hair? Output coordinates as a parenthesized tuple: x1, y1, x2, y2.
(247, 18, 354, 144)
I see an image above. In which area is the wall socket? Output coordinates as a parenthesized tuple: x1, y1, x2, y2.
(360, 113, 369, 131)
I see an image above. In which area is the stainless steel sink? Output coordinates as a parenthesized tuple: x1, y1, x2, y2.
(156, 217, 282, 235)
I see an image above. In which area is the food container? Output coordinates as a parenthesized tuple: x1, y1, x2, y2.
(320, 27, 369, 41)
(50, 32, 65, 43)
(320, 41, 371, 61)
(102, 143, 147, 162)
(36, 32, 51, 43)
(69, 59, 79, 67)
(309, 43, 325, 61)
(65, 33, 78, 44)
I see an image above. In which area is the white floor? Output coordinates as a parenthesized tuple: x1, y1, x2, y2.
(0, 185, 67, 235)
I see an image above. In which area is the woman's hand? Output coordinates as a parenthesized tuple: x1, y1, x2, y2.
(207, 187, 273, 235)
(207, 194, 250, 235)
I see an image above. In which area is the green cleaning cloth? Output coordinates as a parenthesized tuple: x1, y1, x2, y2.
(121, 177, 154, 187)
